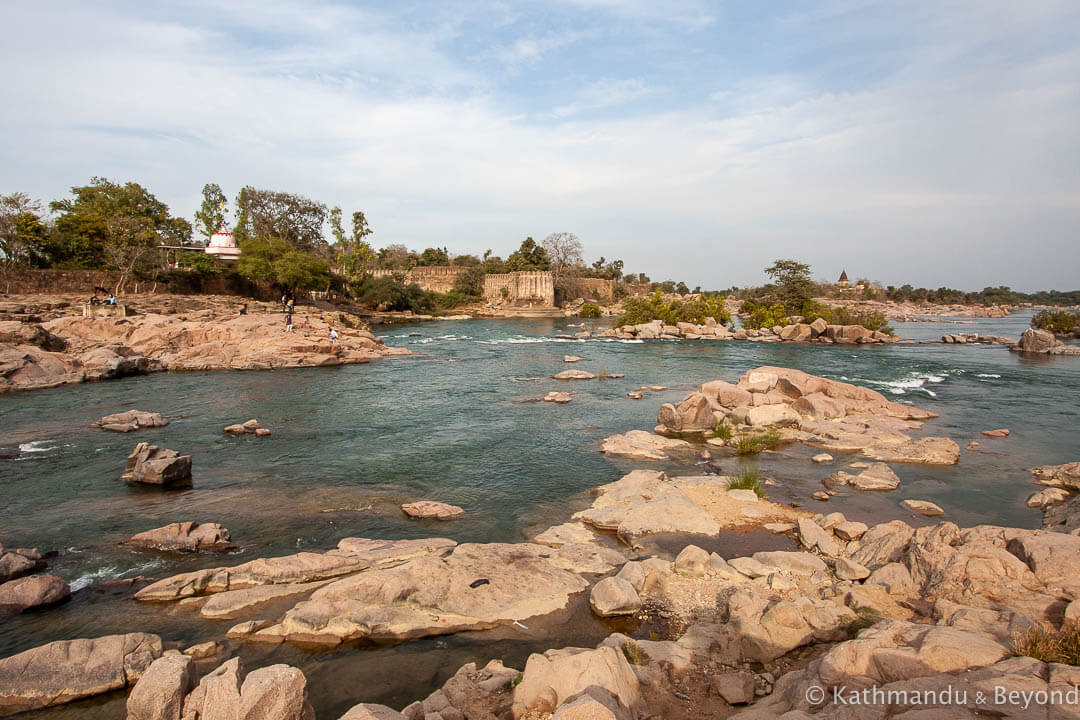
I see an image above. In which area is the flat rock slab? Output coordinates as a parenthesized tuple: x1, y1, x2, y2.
(134, 537, 457, 601)
(553, 370, 595, 380)
(92, 410, 168, 432)
(0, 633, 162, 714)
(543, 391, 573, 404)
(401, 501, 465, 520)
(252, 542, 589, 645)
(901, 499, 945, 516)
(200, 580, 333, 620)
(862, 437, 960, 465)
(574, 470, 721, 542)
(125, 521, 232, 552)
(600, 430, 689, 461)
(0, 575, 70, 611)
(530, 522, 600, 548)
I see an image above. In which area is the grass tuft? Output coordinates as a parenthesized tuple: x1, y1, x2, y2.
(728, 467, 765, 498)
(1013, 622, 1080, 665)
(712, 420, 734, 441)
(622, 640, 650, 665)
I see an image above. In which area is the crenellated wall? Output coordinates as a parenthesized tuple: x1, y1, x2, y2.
(576, 278, 616, 301)
(483, 271, 555, 306)
(371, 266, 468, 294)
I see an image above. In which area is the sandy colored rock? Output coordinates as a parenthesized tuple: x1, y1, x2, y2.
(1026, 487, 1070, 509)
(93, 409, 169, 432)
(902, 499, 945, 516)
(200, 580, 332, 620)
(338, 704, 408, 719)
(626, 391, 643, 399)
(531, 522, 599, 548)
(182, 641, 223, 660)
(798, 517, 839, 557)
(553, 369, 595, 380)
(126, 653, 195, 720)
(600, 430, 690, 461)
(121, 442, 192, 487)
(1031, 461, 1080, 490)
(126, 521, 232, 552)
(811, 453, 833, 464)
(255, 542, 589, 645)
(834, 521, 868, 541)
(512, 646, 639, 718)
(981, 428, 1010, 438)
(401, 500, 465, 520)
(863, 437, 960, 465)
(563, 355, 583, 363)
(544, 391, 573, 403)
(0, 632, 161, 714)
(848, 463, 901, 491)
(574, 471, 722, 542)
(0, 575, 70, 611)
(589, 577, 641, 617)
(712, 670, 756, 705)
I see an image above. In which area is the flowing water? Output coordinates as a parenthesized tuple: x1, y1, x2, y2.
(1, 311, 1078, 717)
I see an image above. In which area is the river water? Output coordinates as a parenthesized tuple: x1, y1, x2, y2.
(1, 311, 1078, 717)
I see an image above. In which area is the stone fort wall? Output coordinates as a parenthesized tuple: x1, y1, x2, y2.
(483, 271, 555, 306)
(371, 266, 468, 294)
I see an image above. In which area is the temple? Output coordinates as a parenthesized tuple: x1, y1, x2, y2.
(204, 221, 240, 260)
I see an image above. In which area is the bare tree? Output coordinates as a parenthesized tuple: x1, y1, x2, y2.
(541, 231, 583, 301)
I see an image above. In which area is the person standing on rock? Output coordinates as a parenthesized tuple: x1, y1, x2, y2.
(329, 327, 339, 346)
(285, 314, 294, 332)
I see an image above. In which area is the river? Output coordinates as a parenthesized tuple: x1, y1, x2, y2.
(1, 311, 1077, 717)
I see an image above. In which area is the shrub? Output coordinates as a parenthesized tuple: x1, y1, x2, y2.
(622, 640, 649, 665)
(579, 302, 602, 318)
(729, 467, 765, 498)
(845, 607, 884, 637)
(617, 290, 731, 327)
(736, 428, 783, 455)
(798, 300, 893, 334)
(1033, 310, 1078, 335)
(712, 420, 733, 441)
(1013, 622, 1080, 665)
(739, 299, 788, 330)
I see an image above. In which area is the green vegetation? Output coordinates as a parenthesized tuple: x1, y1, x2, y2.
(579, 302, 602, 318)
(729, 467, 765, 498)
(845, 607, 884, 637)
(802, 300, 893, 334)
(617, 290, 731, 327)
(711, 419, 734, 441)
(622, 640, 649, 665)
(1012, 622, 1080, 665)
(735, 428, 783, 456)
(1032, 309, 1078, 335)
(739, 300, 789, 330)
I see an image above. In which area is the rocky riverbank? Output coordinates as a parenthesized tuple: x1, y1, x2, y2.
(822, 297, 1013, 322)
(0, 295, 409, 393)
(567, 318, 899, 344)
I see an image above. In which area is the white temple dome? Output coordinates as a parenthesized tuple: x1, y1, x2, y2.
(205, 221, 240, 260)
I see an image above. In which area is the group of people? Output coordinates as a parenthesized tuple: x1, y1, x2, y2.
(233, 294, 339, 346)
(87, 293, 118, 306)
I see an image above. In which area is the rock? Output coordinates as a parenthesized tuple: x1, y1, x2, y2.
(237, 664, 316, 720)
(902, 499, 945, 516)
(0, 633, 162, 714)
(125, 521, 233, 552)
(798, 517, 839, 556)
(626, 391, 643, 399)
(967, 440, 980, 450)
(224, 424, 247, 435)
(764, 523, 795, 534)
(726, 489, 759, 503)
(812, 491, 830, 501)
(126, 654, 195, 720)
(866, 562, 915, 594)
(981, 428, 1010, 438)
(563, 355, 583, 363)
(674, 545, 710, 577)
(339, 704, 408, 719)
(227, 620, 271, 639)
(0, 551, 38, 583)
(544, 391, 573, 404)
(834, 521, 868, 541)
(254, 428, 272, 437)
(200, 580, 332, 620)
(1031, 461, 1080, 490)
(1026, 487, 1070, 509)
(121, 442, 192, 487)
(657, 392, 715, 434)
(553, 369, 596, 380)
(92, 410, 169, 432)
(600, 430, 690, 461)
(745, 404, 801, 427)
(615, 562, 646, 592)
(848, 463, 901, 491)
(135, 537, 458, 601)
(811, 453, 833, 464)
(531, 522, 598, 548)
(1018, 327, 1060, 353)
(835, 557, 871, 580)
(401, 501, 465, 520)
(182, 641, 224, 660)
(809, 317, 828, 337)
(863, 437, 960, 465)
(551, 695, 619, 719)
(256, 542, 589, 644)
(849, 520, 914, 570)
(712, 670, 756, 704)
(751, 551, 827, 576)
(728, 556, 777, 579)
(545, 543, 625, 575)
(573, 471, 721, 543)
(0, 575, 70, 611)
(512, 646, 639, 718)
(589, 577, 642, 617)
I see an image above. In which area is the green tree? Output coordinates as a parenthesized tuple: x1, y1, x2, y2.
(328, 206, 347, 245)
(236, 236, 330, 293)
(765, 259, 814, 314)
(50, 178, 190, 291)
(0, 192, 48, 267)
(506, 237, 550, 271)
(416, 247, 450, 266)
(194, 183, 228, 242)
(233, 187, 327, 251)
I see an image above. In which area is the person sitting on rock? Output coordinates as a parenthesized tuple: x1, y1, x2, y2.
(239, 304, 248, 315)
(105, 294, 118, 305)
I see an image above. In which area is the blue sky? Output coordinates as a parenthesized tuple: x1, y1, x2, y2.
(2, 0, 1078, 290)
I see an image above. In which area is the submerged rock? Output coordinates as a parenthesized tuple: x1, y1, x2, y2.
(902, 499, 945, 516)
(553, 369, 595, 380)
(401, 501, 465, 520)
(0, 633, 161, 714)
(121, 442, 192, 487)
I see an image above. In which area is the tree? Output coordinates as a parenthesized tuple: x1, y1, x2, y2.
(506, 237, 550, 271)
(416, 247, 449, 266)
(541, 232, 583, 296)
(233, 187, 327, 251)
(0, 193, 47, 266)
(236, 236, 329, 293)
(50, 178, 190, 292)
(378, 243, 411, 270)
(328, 206, 346, 246)
(194, 183, 228, 242)
(765, 259, 814, 314)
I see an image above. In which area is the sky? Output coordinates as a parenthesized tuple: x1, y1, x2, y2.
(1, 0, 1078, 291)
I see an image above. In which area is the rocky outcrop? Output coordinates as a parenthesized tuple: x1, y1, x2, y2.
(600, 430, 690, 461)
(543, 391, 573, 403)
(135, 537, 457, 601)
(125, 522, 233, 552)
(1031, 461, 1080, 490)
(126, 654, 196, 720)
(0, 633, 161, 714)
(592, 317, 898, 345)
(121, 443, 193, 487)
(224, 419, 267, 436)
(512, 646, 640, 718)
(1, 311, 407, 393)
(1015, 327, 1080, 355)
(0, 575, 70, 612)
(175, 657, 315, 720)
(92, 409, 169, 432)
(0, 546, 44, 583)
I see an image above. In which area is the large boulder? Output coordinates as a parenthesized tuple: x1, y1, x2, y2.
(121, 443, 192, 487)
(0, 633, 162, 714)
(126, 654, 196, 720)
(1018, 327, 1059, 353)
(656, 392, 714, 434)
(699, 380, 753, 410)
(1031, 461, 1080, 490)
(125, 522, 232, 552)
(0, 575, 70, 612)
(589, 577, 641, 617)
(0, 321, 67, 351)
(573, 471, 721, 543)
(863, 437, 960, 465)
(252, 543, 589, 645)
(401, 501, 465, 520)
(512, 646, 639, 718)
